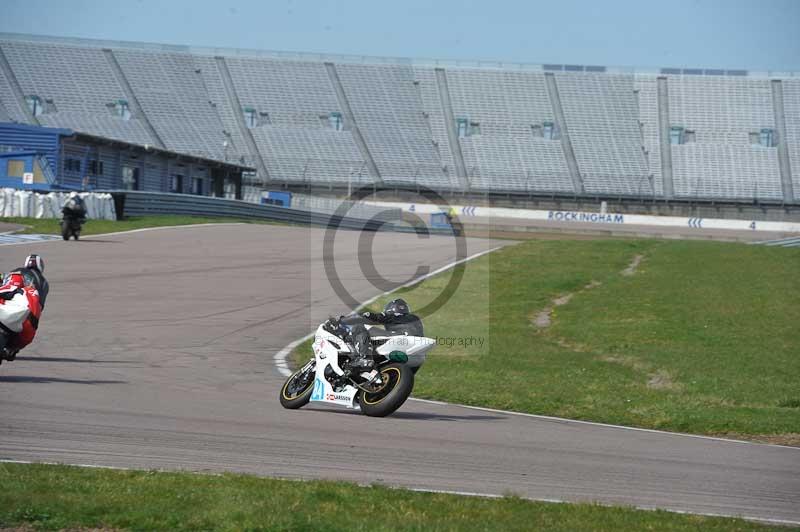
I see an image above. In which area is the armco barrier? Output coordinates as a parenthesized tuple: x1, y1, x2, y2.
(104, 191, 450, 235)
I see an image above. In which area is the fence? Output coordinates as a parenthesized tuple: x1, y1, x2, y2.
(106, 191, 447, 234)
(241, 188, 403, 220)
(0, 189, 116, 220)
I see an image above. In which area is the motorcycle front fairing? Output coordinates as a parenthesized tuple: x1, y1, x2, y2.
(369, 327, 436, 369)
(309, 325, 360, 409)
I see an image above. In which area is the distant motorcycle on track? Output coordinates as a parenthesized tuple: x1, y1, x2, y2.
(60, 215, 83, 241)
(61, 192, 87, 241)
(279, 316, 436, 417)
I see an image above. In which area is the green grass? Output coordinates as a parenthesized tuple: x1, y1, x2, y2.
(292, 239, 800, 438)
(0, 463, 787, 531)
(1, 215, 281, 236)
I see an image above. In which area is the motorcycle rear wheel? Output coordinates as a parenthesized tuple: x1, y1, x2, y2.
(359, 362, 414, 417)
(279, 362, 315, 409)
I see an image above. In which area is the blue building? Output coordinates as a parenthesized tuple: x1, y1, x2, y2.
(0, 123, 251, 198)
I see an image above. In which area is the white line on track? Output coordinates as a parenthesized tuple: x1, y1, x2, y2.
(407, 398, 800, 450)
(2, 458, 797, 526)
(273, 245, 503, 377)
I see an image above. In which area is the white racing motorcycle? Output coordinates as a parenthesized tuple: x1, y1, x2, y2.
(279, 317, 436, 417)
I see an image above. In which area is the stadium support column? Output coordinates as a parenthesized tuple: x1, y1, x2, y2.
(324, 62, 382, 183)
(656, 76, 675, 199)
(771, 80, 794, 202)
(0, 46, 39, 125)
(214, 57, 270, 182)
(434, 68, 468, 189)
(103, 49, 166, 150)
(544, 73, 584, 194)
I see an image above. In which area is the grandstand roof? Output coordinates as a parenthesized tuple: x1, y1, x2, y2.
(0, 122, 255, 172)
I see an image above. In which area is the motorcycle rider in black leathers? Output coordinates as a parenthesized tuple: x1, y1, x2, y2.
(343, 298, 423, 371)
(361, 298, 423, 337)
(62, 191, 87, 226)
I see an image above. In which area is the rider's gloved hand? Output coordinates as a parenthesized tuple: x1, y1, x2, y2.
(323, 317, 338, 333)
(362, 311, 386, 323)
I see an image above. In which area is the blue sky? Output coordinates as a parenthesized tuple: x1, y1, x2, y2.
(1, 0, 798, 71)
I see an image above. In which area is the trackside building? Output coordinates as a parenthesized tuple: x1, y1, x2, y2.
(0, 122, 252, 198)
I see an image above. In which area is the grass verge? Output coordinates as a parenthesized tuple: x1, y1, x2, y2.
(1, 215, 281, 236)
(0, 463, 787, 531)
(291, 239, 800, 439)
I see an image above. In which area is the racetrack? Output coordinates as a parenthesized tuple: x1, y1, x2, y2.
(0, 224, 798, 525)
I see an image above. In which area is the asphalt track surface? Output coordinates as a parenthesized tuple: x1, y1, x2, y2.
(1, 224, 798, 525)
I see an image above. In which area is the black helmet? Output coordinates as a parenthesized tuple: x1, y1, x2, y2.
(384, 298, 410, 318)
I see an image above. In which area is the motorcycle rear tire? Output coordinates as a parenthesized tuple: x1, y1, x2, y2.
(359, 362, 414, 417)
(279, 364, 315, 409)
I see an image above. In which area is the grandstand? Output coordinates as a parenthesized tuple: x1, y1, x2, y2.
(0, 32, 797, 206)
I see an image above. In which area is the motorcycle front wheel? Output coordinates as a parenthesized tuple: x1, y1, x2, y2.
(279, 361, 315, 409)
(61, 220, 70, 241)
(359, 362, 414, 417)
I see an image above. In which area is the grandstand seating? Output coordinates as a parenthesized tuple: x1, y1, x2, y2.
(216, 56, 373, 183)
(249, 125, 368, 185)
(461, 135, 574, 192)
(0, 41, 155, 146)
(790, 144, 800, 201)
(671, 143, 783, 200)
(664, 75, 783, 200)
(782, 80, 800, 200)
(447, 69, 552, 136)
(784, 80, 800, 140)
(336, 63, 454, 188)
(443, 68, 573, 192)
(2, 41, 122, 114)
(668, 76, 775, 141)
(225, 57, 339, 128)
(0, 34, 797, 203)
(191, 55, 250, 165)
(113, 49, 230, 159)
(411, 68, 458, 181)
(0, 66, 26, 122)
(555, 73, 650, 195)
(634, 75, 664, 196)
